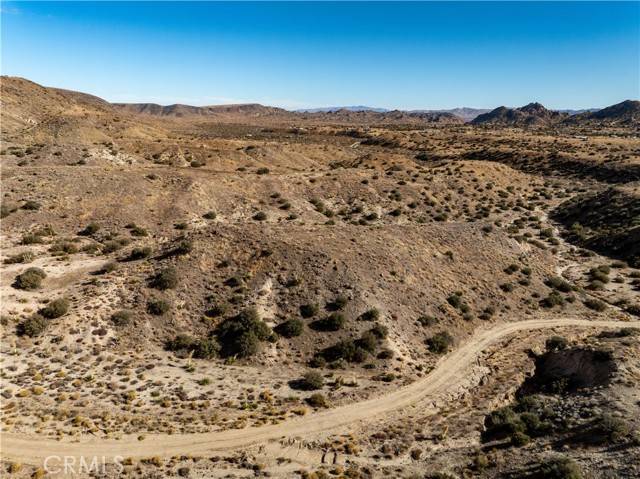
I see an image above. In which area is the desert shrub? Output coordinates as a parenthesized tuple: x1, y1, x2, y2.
(147, 298, 170, 315)
(546, 276, 573, 292)
(111, 310, 132, 327)
(583, 298, 607, 312)
(357, 331, 378, 353)
(98, 261, 118, 274)
(253, 211, 267, 221)
(504, 264, 519, 274)
(274, 318, 304, 338)
(510, 431, 531, 447)
(483, 406, 525, 440)
(446, 293, 462, 308)
(593, 414, 631, 442)
(417, 315, 438, 327)
(216, 308, 272, 358)
(20, 233, 43, 245)
(308, 355, 327, 368)
(17, 314, 48, 337)
(13, 267, 46, 290)
(300, 303, 319, 318)
(426, 331, 454, 354)
(358, 308, 380, 321)
(536, 457, 582, 479)
(298, 371, 324, 390)
(311, 313, 345, 332)
(165, 335, 219, 359)
(540, 291, 565, 308)
(377, 348, 394, 359)
(172, 239, 193, 256)
(150, 267, 178, 290)
(203, 211, 217, 220)
(327, 295, 348, 310)
(21, 200, 41, 210)
(545, 336, 568, 351)
(4, 251, 35, 264)
(102, 239, 129, 254)
(205, 303, 228, 318)
(256, 167, 270, 175)
(1, 202, 17, 218)
(369, 323, 388, 339)
(319, 339, 357, 362)
(306, 393, 328, 408)
(39, 298, 69, 319)
(129, 225, 148, 237)
(128, 246, 152, 260)
(49, 241, 78, 255)
(79, 222, 100, 236)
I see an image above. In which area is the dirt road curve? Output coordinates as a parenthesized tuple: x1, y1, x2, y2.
(2, 318, 636, 463)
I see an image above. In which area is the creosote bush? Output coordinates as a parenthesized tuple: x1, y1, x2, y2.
(300, 303, 319, 318)
(39, 298, 69, 319)
(274, 318, 304, 338)
(216, 308, 272, 358)
(111, 310, 132, 327)
(147, 298, 170, 316)
(310, 313, 345, 332)
(17, 314, 48, 337)
(13, 267, 46, 290)
(150, 267, 178, 290)
(426, 331, 454, 354)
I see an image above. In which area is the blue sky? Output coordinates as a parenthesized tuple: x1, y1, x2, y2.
(1, 2, 638, 110)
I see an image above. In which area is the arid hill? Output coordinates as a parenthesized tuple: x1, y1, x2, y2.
(472, 102, 568, 126)
(1, 76, 639, 479)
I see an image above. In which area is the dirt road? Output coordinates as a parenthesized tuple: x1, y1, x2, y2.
(1, 318, 636, 464)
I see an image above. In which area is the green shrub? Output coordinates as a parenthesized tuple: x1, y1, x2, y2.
(583, 298, 607, 312)
(166, 335, 219, 359)
(129, 225, 148, 237)
(537, 457, 582, 479)
(205, 303, 228, 318)
(358, 308, 380, 321)
(21, 200, 41, 210)
(147, 298, 170, 315)
(216, 308, 272, 358)
(540, 291, 565, 308)
(357, 331, 378, 353)
(150, 267, 178, 290)
(306, 393, 328, 408)
(128, 246, 152, 260)
(111, 310, 132, 327)
(79, 222, 100, 236)
(17, 314, 48, 337)
(546, 276, 573, 292)
(510, 431, 531, 447)
(49, 242, 78, 255)
(4, 251, 35, 264)
(13, 267, 46, 290)
(299, 303, 319, 318)
(299, 371, 324, 390)
(311, 313, 345, 331)
(426, 331, 454, 354)
(545, 336, 568, 351)
(274, 318, 304, 338)
(39, 298, 69, 319)
(328, 295, 348, 310)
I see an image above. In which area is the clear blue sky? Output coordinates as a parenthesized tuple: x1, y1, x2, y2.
(2, 1, 638, 110)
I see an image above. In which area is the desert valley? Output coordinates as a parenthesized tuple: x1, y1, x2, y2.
(0, 76, 639, 478)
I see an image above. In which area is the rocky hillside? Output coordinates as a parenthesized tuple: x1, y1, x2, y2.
(472, 102, 567, 127)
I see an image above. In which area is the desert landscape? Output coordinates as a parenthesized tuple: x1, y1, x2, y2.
(0, 73, 638, 478)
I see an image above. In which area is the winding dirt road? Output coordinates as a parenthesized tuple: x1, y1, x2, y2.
(2, 318, 636, 464)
